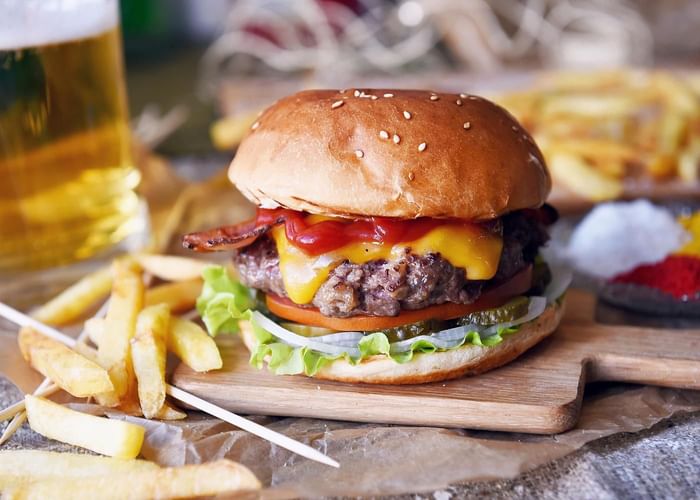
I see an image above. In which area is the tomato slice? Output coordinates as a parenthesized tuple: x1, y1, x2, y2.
(265, 266, 533, 331)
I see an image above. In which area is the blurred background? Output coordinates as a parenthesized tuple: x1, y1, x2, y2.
(121, 0, 700, 156)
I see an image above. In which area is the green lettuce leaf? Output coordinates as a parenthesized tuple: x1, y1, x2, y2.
(358, 332, 391, 357)
(198, 265, 526, 377)
(196, 265, 255, 336)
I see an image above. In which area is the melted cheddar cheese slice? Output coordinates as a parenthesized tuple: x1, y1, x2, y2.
(270, 224, 503, 305)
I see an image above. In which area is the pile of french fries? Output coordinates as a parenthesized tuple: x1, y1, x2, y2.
(0, 255, 263, 498)
(496, 70, 700, 201)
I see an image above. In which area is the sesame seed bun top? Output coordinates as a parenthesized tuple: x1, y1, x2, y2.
(229, 89, 551, 220)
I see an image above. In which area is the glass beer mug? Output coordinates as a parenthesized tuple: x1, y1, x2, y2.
(0, 0, 142, 273)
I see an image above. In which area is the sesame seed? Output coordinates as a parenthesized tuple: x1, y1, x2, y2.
(403, 111, 411, 119)
(354, 90, 361, 97)
(468, 95, 478, 100)
(408, 172, 415, 181)
(512, 125, 518, 131)
(251, 121, 260, 130)
(340, 89, 346, 94)
(379, 130, 389, 139)
(430, 95, 439, 101)
(371, 95, 378, 100)
(463, 121, 471, 129)
(393, 134, 401, 144)
(384, 93, 394, 98)
(418, 142, 427, 152)
(456, 99, 463, 106)
(460, 93, 468, 99)
(331, 100, 344, 109)
(355, 149, 364, 158)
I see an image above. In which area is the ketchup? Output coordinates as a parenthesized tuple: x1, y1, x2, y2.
(256, 208, 471, 256)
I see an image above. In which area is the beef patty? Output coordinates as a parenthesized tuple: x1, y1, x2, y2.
(233, 212, 548, 317)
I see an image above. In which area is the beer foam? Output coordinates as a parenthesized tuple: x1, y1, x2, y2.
(0, 0, 118, 50)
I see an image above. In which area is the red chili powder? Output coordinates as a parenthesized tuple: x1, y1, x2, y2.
(612, 255, 700, 299)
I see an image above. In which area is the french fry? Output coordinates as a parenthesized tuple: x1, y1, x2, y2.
(678, 142, 700, 182)
(585, 157, 627, 179)
(73, 341, 99, 364)
(210, 110, 260, 150)
(135, 254, 210, 282)
(548, 153, 624, 201)
(84, 316, 105, 347)
(1, 459, 260, 500)
(118, 388, 145, 417)
(18, 328, 113, 398)
(144, 279, 202, 313)
(155, 403, 187, 420)
(646, 153, 677, 179)
(0, 450, 159, 489)
(540, 94, 645, 119)
(96, 260, 144, 407)
(652, 72, 700, 117)
(168, 317, 223, 372)
(24, 395, 145, 459)
(131, 304, 170, 419)
(544, 138, 638, 165)
(31, 265, 112, 326)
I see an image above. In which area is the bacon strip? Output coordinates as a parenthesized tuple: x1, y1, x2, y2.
(182, 216, 285, 252)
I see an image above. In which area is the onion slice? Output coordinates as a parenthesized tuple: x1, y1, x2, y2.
(544, 264, 573, 304)
(251, 295, 549, 359)
(252, 312, 361, 357)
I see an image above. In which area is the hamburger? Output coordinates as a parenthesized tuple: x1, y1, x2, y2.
(184, 89, 568, 384)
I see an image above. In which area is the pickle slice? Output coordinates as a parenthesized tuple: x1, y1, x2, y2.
(379, 319, 446, 343)
(458, 296, 530, 326)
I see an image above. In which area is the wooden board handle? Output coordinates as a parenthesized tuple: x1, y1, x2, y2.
(587, 353, 700, 389)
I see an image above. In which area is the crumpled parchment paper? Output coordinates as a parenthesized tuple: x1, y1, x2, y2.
(3, 324, 700, 498)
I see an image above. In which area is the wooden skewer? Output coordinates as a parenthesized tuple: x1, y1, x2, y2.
(0, 301, 340, 468)
(0, 409, 26, 445)
(0, 383, 59, 422)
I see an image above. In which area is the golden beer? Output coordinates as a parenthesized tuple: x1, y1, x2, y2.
(0, 10, 141, 272)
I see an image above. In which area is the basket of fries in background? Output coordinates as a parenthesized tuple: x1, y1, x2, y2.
(497, 71, 700, 212)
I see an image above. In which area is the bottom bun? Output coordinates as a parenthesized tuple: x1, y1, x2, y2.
(240, 298, 565, 385)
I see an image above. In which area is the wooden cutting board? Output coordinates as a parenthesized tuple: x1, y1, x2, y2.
(172, 290, 700, 434)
